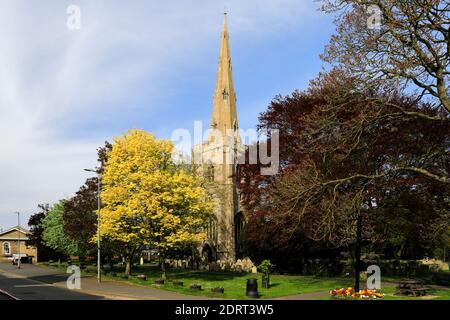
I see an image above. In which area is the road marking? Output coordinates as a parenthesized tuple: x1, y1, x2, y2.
(15, 284, 53, 288)
(0, 288, 20, 300)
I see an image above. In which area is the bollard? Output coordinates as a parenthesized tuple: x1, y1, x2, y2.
(246, 278, 259, 298)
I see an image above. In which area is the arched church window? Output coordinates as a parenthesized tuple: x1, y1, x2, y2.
(206, 164, 215, 182)
(206, 217, 218, 244)
(234, 212, 245, 258)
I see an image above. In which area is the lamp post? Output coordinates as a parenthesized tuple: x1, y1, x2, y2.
(15, 212, 21, 269)
(84, 168, 101, 283)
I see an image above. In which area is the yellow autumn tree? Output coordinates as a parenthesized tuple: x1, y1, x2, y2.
(100, 129, 213, 276)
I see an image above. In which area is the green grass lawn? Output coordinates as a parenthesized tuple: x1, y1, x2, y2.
(102, 265, 354, 299)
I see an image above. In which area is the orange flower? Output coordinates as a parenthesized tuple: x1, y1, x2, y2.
(330, 288, 384, 299)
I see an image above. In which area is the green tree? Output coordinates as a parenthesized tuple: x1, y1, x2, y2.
(42, 201, 79, 257)
(27, 204, 61, 262)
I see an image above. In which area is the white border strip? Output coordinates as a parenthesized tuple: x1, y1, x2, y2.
(0, 288, 20, 300)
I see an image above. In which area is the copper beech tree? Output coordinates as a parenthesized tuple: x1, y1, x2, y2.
(320, 0, 450, 184)
(238, 70, 450, 291)
(61, 142, 123, 267)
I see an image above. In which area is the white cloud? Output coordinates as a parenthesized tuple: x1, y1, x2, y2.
(0, 0, 322, 228)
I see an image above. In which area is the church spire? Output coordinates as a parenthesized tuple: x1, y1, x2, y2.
(211, 12, 238, 134)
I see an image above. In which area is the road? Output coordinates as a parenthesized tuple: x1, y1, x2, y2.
(0, 263, 211, 300)
(0, 263, 104, 300)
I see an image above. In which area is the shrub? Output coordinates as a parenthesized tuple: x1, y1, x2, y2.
(258, 260, 275, 289)
(258, 260, 275, 276)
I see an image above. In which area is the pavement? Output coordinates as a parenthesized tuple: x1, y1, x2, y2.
(0, 263, 209, 300)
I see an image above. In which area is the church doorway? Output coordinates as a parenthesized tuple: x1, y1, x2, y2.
(201, 243, 214, 263)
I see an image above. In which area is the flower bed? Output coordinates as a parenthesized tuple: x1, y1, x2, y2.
(330, 288, 384, 299)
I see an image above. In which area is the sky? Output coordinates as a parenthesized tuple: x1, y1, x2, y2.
(0, 0, 335, 229)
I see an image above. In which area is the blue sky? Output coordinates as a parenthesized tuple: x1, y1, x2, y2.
(0, 0, 335, 229)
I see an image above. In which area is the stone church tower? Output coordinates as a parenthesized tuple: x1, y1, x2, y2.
(193, 13, 244, 263)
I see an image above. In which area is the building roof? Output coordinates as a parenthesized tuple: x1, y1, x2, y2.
(0, 226, 31, 241)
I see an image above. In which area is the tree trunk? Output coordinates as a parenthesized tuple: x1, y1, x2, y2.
(160, 255, 167, 280)
(125, 255, 133, 276)
(191, 248, 196, 270)
(354, 213, 362, 292)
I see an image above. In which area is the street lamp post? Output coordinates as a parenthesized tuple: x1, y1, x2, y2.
(15, 212, 21, 269)
(85, 168, 101, 283)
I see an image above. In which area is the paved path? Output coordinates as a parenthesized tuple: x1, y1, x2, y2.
(275, 290, 330, 300)
(0, 263, 209, 300)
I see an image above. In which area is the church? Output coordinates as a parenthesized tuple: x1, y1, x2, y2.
(193, 13, 246, 264)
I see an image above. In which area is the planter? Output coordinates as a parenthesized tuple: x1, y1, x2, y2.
(190, 284, 202, 291)
(172, 281, 184, 287)
(211, 287, 224, 294)
(137, 275, 147, 281)
(154, 279, 165, 285)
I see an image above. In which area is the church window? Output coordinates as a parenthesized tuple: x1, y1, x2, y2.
(234, 213, 245, 258)
(206, 217, 218, 244)
(206, 164, 215, 182)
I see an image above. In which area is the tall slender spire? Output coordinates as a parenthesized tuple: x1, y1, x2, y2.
(211, 12, 238, 134)
(197, 12, 242, 263)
